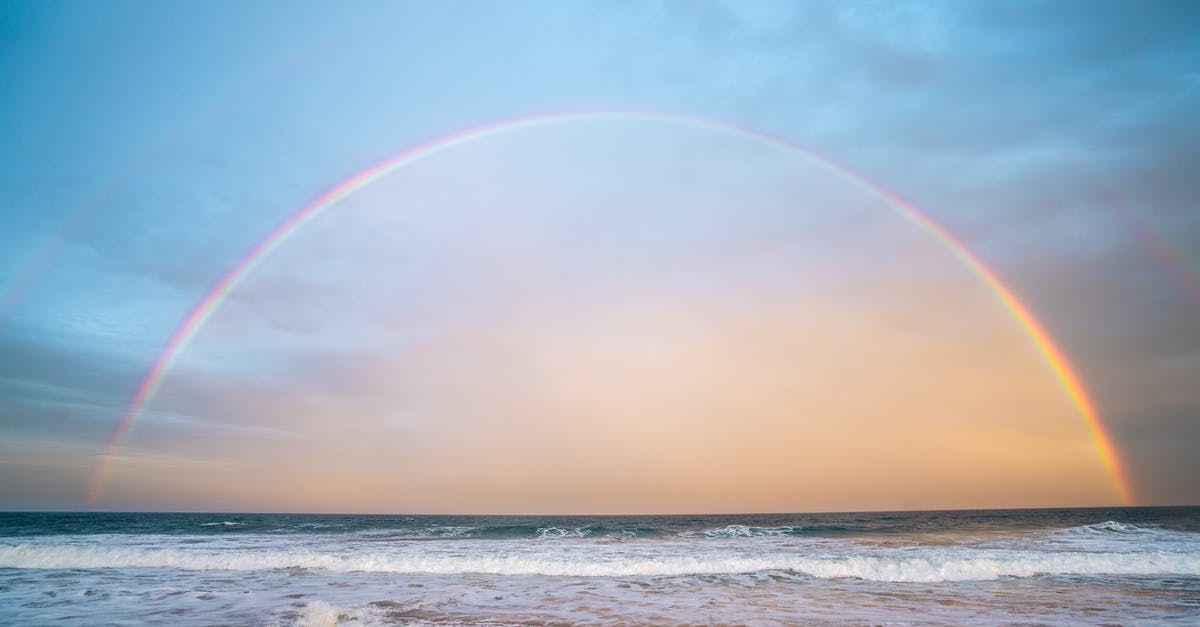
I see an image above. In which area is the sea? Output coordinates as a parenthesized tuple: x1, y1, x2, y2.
(1, 507, 1198, 625)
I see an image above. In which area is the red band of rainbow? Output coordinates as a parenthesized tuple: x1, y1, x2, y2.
(87, 110, 1134, 506)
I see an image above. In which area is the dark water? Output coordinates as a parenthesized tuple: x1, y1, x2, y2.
(2, 507, 1198, 624)
(8, 506, 1199, 538)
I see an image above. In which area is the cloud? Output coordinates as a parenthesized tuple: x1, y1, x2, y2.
(1, 0, 1196, 510)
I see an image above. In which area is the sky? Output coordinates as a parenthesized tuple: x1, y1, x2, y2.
(0, 0, 1197, 514)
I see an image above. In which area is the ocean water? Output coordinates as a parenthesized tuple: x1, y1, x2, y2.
(1, 508, 1198, 625)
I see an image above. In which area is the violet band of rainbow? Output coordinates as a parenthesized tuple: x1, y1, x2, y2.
(87, 110, 1134, 505)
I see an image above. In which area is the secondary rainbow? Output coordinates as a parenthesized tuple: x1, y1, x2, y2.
(87, 110, 1135, 505)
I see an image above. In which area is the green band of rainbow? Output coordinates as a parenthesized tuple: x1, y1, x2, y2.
(87, 110, 1134, 505)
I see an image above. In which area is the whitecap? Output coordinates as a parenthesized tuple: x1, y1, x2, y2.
(4, 542, 1198, 582)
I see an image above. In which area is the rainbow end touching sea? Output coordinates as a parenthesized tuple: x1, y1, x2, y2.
(86, 110, 1135, 506)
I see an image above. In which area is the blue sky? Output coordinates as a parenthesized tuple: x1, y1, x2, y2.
(1, 1, 1197, 512)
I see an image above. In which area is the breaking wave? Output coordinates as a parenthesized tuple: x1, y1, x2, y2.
(1060, 521, 1162, 535)
(2, 543, 1197, 582)
(353, 524, 668, 540)
(694, 524, 850, 538)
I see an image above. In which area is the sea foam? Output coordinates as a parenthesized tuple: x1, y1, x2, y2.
(2, 542, 1198, 582)
(1062, 521, 1160, 534)
(699, 525, 809, 537)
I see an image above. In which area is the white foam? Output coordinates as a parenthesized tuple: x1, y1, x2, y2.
(1062, 521, 1160, 534)
(199, 522, 244, 527)
(2, 542, 1197, 582)
(426, 526, 475, 537)
(537, 526, 590, 538)
(698, 525, 803, 538)
(296, 600, 368, 627)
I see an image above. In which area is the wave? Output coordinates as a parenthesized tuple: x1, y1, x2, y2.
(694, 524, 849, 538)
(1060, 521, 1162, 535)
(2, 543, 1198, 582)
(426, 526, 476, 537)
(199, 522, 245, 527)
(296, 600, 364, 627)
(353, 524, 668, 540)
(536, 526, 590, 538)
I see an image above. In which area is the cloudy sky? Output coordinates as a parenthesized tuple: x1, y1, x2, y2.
(0, 1, 1197, 514)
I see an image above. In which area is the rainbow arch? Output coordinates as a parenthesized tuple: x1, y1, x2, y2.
(87, 110, 1135, 505)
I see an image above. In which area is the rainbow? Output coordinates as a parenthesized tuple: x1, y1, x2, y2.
(87, 110, 1135, 505)
(1093, 182, 1200, 314)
